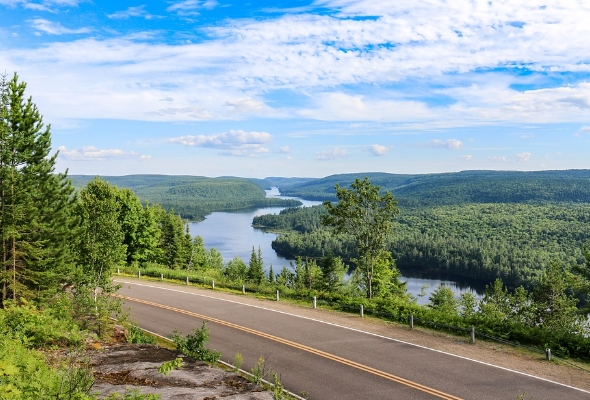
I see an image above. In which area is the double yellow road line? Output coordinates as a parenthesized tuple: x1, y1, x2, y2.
(116, 294, 462, 400)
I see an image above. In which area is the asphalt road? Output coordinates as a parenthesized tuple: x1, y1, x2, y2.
(115, 278, 589, 400)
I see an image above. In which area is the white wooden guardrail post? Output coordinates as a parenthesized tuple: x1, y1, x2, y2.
(160, 273, 163, 281)
(276, 290, 280, 302)
(138, 270, 141, 279)
(186, 276, 189, 285)
(212, 280, 215, 289)
(242, 284, 245, 294)
(410, 314, 414, 330)
(117, 268, 120, 275)
(471, 326, 475, 344)
(313, 296, 317, 309)
(360, 304, 364, 318)
(545, 348, 552, 361)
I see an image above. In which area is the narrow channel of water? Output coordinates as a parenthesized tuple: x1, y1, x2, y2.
(188, 188, 482, 304)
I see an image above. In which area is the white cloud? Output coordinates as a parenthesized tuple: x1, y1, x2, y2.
(223, 98, 266, 115)
(166, 129, 273, 157)
(108, 6, 159, 20)
(422, 139, 463, 150)
(279, 146, 291, 154)
(573, 126, 590, 137)
(488, 156, 507, 163)
(300, 93, 430, 121)
(1, 0, 81, 12)
(58, 146, 150, 161)
(166, 0, 218, 16)
(315, 147, 346, 160)
(368, 144, 389, 156)
(460, 154, 472, 161)
(148, 106, 216, 120)
(515, 152, 531, 162)
(29, 19, 90, 35)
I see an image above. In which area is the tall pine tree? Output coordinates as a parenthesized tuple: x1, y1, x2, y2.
(0, 73, 78, 306)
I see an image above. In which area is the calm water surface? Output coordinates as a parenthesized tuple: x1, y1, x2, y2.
(189, 188, 482, 304)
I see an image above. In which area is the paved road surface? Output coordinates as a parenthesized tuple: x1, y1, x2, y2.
(115, 278, 589, 400)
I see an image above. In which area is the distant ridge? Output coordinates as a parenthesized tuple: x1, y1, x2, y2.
(277, 169, 590, 205)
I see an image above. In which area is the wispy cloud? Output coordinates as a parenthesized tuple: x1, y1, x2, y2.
(29, 18, 90, 35)
(166, 0, 218, 16)
(315, 147, 346, 160)
(573, 126, 590, 137)
(166, 130, 272, 157)
(108, 6, 160, 20)
(1, 0, 81, 12)
(58, 146, 150, 161)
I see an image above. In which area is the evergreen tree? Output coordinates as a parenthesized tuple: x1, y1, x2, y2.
(0, 73, 78, 306)
(319, 255, 346, 292)
(247, 246, 264, 285)
(268, 264, 275, 284)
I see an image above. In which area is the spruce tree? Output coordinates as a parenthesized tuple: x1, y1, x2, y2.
(0, 73, 78, 306)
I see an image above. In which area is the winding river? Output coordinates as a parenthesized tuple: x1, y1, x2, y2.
(188, 188, 483, 304)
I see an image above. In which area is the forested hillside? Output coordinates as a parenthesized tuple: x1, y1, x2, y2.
(70, 175, 301, 220)
(279, 170, 590, 205)
(255, 201, 590, 289)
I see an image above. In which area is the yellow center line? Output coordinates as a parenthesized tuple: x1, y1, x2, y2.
(116, 294, 463, 400)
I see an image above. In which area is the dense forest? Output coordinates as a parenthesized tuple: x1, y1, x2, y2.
(278, 170, 590, 206)
(255, 203, 590, 289)
(70, 175, 301, 221)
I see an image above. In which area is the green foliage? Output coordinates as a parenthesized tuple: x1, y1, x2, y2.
(266, 202, 590, 289)
(428, 285, 459, 315)
(279, 170, 590, 205)
(224, 257, 248, 283)
(322, 177, 401, 298)
(158, 358, 184, 376)
(128, 325, 156, 344)
(70, 175, 302, 221)
(0, 73, 78, 306)
(250, 357, 267, 384)
(233, 352, 244, 372)
(76, 177, 127, 287)
(247, 246, 265, 285)
(272, 372, 285, 400)
(170, 322, 221, 364)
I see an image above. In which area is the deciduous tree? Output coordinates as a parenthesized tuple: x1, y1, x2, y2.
(322, 177, 400, 298)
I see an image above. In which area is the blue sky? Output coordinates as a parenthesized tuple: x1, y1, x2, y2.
(1, 0, 590, 178)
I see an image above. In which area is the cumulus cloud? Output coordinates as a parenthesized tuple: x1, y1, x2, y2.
(58, 146, 150, 161)
(368, 144, 390, 156)
(421, 139, 463, 150)
(315, 147, 346, 160)
(166, 130, 273, 157)
(29, 18, 90, 35)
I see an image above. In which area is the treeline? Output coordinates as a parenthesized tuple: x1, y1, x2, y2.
(70, 175, 301, 221)
(256, 203, 590, 289)
(278, 170, 590, 205)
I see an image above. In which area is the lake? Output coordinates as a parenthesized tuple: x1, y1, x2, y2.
(188, 188, 483, 304)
